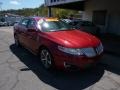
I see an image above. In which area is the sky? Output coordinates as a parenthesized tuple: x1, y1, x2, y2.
(0, 0, 44, 10)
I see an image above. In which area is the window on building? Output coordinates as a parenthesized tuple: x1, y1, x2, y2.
(92, 10, 107, 25)
(51, 0, 53, 3)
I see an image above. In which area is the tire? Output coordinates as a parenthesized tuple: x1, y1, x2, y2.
(40, 48, 54, 69)
(14, 34, 20, 47)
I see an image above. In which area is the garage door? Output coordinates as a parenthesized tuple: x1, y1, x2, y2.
(108, 13, 120, 35)
(92, 10, 107, 33)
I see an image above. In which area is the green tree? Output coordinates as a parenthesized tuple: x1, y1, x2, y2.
(0, 4, 79, 18)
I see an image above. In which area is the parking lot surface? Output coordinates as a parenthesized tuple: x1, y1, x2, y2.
(0, 27, 120, 90)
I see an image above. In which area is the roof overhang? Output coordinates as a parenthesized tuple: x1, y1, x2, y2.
(48, 1, 85, 11)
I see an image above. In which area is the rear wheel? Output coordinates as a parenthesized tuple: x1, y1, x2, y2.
(40, 48, 54, 69)
(14, 34, 20, 47)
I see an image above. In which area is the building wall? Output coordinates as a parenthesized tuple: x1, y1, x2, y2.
(44, 0, 120, 35)
(83, 0, 120, 35)
(45, 0, 83, 6)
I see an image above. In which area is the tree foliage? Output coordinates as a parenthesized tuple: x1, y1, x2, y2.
(0, 4, 79, 18)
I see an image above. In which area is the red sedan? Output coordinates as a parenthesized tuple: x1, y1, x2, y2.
(14, 17, 103, 70)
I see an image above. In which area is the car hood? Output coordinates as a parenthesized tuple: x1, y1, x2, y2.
(44, 30, 101, 48)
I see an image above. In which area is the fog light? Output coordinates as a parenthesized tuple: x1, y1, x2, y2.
(64, 62, 78, 70)
(64, 62, 71, 68)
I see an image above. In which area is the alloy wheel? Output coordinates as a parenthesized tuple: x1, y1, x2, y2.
(40, 49, 53, 69)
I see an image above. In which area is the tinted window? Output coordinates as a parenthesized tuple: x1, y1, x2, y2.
(28, 19, 36, 28)
(20, 19, 29, 26)
(82, 21, 95, 26)
(76, 21, 95, 26)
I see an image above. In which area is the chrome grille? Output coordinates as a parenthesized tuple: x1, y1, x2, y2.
(81, 48, 96, 57)
(81, 43, 103, 57)
(96, 44, 103, 55)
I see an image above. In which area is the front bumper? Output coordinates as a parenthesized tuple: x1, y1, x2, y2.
(53, 50, 102, 70)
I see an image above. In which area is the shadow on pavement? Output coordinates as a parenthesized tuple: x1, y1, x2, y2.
(100, 34, 120, 57)
(99, 34, 120, 75)
(10, 44, 104, 90)
(99, 57, 120, 75)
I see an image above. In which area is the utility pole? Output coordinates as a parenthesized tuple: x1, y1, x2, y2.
(48, 6, 52, 17)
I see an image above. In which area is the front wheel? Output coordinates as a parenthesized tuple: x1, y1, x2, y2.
(40, 48, 54, 69)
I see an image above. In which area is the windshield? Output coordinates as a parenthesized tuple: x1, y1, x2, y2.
(40, 20, 73, 32)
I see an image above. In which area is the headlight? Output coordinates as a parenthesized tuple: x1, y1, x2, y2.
(58, 46, 83, 55)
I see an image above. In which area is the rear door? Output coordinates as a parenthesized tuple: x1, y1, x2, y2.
(26, 19, 39, 53)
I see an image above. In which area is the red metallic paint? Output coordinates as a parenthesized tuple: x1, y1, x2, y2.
(50, 48, 102, 70)
(44, 30, 100, 48)
(14, 17, 103, 70)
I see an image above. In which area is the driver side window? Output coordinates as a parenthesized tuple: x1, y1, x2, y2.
(20, 19, 29, 27)
(27, 19, 36, 28)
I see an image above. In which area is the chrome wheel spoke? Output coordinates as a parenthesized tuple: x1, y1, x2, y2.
(47, 56, 52, 65)
(45, 52, 49, 57)
(45, 59, 49, 67)
(41, 58, 46, 62)
(41, 50, 46, 57)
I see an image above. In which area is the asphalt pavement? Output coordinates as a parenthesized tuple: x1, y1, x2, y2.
(0, 26, 120, 90)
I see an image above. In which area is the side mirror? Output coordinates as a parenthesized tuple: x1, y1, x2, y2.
(27, 28, 35, 32)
